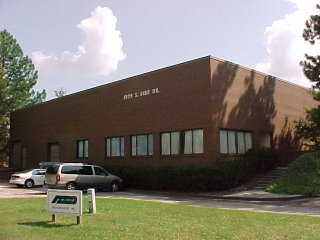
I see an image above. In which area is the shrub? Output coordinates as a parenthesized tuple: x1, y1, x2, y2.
(104, 155, 259, 192)
(259, 147, 279, 170)
(244, 147, 279, 171)
(267, 151, 320, 196)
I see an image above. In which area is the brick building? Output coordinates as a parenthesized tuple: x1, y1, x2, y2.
(9, 56, 317, 168)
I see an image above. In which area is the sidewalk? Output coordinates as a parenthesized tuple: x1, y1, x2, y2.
(127, 189, 307, 202)
(196, 189, 307, 201)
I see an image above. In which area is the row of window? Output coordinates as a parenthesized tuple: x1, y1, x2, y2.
(77, 129, 271, 158)
(77, 129, 204, 158)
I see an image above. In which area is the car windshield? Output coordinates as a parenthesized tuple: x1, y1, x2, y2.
(46, 165, 59, 174)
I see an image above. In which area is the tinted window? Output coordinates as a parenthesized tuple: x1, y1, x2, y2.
(32, 170, 46, 175)
(94, 166, 108, 176)
(183, 129, 203, 154)
(219, 129, 252, 154)
(106, 137, 125, 157)
(161, 131, 180, 155)
(61, 166, 93, 175)
(131, 134, 153, 156)
(77, 140, 89, 158)
(46, 165, 59, 174)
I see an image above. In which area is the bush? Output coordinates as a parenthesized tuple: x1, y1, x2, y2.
(104, 155, 259, 192)
(245, 147, 279, 171)
(267, 152, 320, 196)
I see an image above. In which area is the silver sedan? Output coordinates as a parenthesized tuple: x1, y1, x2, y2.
(9, 169, 46, 188)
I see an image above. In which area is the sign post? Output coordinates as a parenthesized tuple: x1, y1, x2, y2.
(47, 189, 83, 225)
(87, 188, 96, 214)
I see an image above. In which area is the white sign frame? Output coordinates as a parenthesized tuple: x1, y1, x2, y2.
(47, 189, 82, 216)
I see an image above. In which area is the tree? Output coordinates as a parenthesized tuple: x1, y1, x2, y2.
(0, 68, 10, 164)
(296, 4, 320, 150)
(0, 29, 46, 161)
(54, 87, 67, 98)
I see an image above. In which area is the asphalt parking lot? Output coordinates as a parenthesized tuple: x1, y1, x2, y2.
(1, 182, 320, 217)
(0, 182, 46, 198)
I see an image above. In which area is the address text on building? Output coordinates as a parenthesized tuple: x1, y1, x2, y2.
(123, 88, 160, 100)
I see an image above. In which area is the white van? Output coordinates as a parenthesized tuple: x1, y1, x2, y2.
(44, 163, 122, 191)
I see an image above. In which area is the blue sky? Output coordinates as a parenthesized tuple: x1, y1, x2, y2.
(0, 0, 319, 99)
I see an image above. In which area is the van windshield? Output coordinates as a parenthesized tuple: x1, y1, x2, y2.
(46, 165, 59, 174)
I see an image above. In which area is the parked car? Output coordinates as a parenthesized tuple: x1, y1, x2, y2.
(9, 169, 46, 188)
(44, 163, 123, 191)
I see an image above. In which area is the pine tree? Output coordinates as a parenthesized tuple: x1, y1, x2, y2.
(296, 4, 320, 150)
(0, 29, 46, 161)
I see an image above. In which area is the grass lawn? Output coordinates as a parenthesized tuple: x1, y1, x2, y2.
(0, 198, 319, 240)
(267, 152, 320, 196)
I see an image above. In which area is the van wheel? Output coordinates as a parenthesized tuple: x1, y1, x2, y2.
(66, 182, 77, 190)
(110, 181, 120, 192)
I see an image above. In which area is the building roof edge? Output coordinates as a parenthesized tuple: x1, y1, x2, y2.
(208, 55, 310, 90)
(13, 55, 310, 113)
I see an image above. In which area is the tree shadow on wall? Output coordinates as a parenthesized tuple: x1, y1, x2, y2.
(210, 59, 307, 165)
(211, 61, 276, 141)
(274, 117, 303, 152)
(227, 70, 276, 134)
(273, 117, 305, 165)
(211, 61, 238, 129)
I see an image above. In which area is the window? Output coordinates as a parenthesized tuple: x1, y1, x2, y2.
(77, 140, 88, 158)
(183, 129, 204, 154)
(161, 131, 180, 155)
(94, 166, 108, 176)
(161, 129, 204, 155)
(220, 129, 252, 154)
(46, 165, 59, 174)
(106, 137, 124, 157)
(32, 170, 46, 176)
(131, 134, 153, 156)
(61, 166, 93, 175)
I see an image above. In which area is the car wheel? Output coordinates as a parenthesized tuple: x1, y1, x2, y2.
(25, 179, 34, 188)
(110, 181, 120, 192)
(66, 182, 77, 190)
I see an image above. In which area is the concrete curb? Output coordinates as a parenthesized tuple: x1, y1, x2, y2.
(125, 189, 308, 202)
(189, 193, 308, 202)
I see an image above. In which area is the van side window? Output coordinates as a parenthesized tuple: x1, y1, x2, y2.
(80, 166, 93, 175)
(61, 166, 93, 175)
(94, 166, 108, 176)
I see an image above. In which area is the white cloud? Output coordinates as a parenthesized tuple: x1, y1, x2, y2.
(255, 0, 320, 88)
(32, 6, 126, 77)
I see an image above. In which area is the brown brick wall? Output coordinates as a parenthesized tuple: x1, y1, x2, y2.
(10, 56, 317, 168)
(209, 57, 317, 160)
(10, 57, 213, 168)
